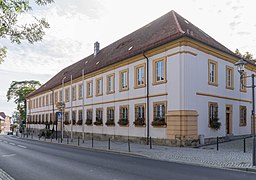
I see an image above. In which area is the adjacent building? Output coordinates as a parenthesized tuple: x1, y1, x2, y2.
(26, 10, 255, 145)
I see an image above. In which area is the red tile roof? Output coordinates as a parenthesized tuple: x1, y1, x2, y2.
(27, 10, 238, 98)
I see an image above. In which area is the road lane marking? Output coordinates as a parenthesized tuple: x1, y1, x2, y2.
(17, 145, 27, 149)
(9, 143, 15, 146)
(2, 154, 16, 158)
(3, 141, 8, 143)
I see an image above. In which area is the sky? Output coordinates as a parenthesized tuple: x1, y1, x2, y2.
(0, 0, 256, 116)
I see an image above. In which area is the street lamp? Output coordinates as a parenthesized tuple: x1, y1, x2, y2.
(61, 76, 66, 142)
(235, 59, 256, 166)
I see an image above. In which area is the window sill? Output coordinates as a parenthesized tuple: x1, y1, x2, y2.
(152, 80, 167, 86)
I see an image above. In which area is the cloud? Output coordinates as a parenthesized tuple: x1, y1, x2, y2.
(237, 32, 251, 35)
(229, 21, 241, 30)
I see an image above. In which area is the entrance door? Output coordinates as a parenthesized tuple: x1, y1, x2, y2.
(226, 105, 232, 135)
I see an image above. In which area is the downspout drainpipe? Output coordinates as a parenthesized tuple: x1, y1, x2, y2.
(52, 90, 56, 140)
(143, 52, 150, 145)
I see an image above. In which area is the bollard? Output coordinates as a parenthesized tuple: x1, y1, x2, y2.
(244, 138, 246, 153)
(39, 135, 40, 140)
(78, 136, 80, 146)
(51, 136, 52, 142)
(27, 133, 28, 138)
(67, 136, 69, 144)
(92, 136, 94, 148)
(61, 138, 63, 143)
(150, 136, 152, 149)
(128, 139, 131, 152)
(217, 136, 219, 151)
(108, 138, 111, 150)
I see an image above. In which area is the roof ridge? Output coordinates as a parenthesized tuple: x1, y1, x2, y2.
(171, 10, 185, 34)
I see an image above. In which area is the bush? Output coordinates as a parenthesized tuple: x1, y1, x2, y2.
(151, 117, 166, 126)
(210, 117, 221, 130)
(118, 118, 129, 126)
(133, 118, 146, 126)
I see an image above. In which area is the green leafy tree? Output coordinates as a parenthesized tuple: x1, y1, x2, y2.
(0, 0, 54, 64)
(6, 80, 41, 121)
(235, 49, 254, 61)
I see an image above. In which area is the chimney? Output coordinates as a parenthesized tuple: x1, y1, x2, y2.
(94, 41, 100, 56)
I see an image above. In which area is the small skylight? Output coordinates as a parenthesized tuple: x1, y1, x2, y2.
(184, 20, 189, 24)
(128, 46, 133, 51)
(85, 61, 88, 64)
(96, 61, 100, 65)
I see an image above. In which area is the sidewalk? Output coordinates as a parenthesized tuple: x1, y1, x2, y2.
(17, 133, 256, 172)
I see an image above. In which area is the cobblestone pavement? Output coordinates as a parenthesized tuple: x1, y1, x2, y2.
(15, 134, 256, 171)
(0, 169, 14, 180)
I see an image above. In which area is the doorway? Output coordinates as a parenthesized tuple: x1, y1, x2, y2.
(226, 105, 232, 135)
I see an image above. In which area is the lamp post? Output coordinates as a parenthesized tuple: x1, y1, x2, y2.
(61, 77, 66, 141)
(235, 59, 256, 166)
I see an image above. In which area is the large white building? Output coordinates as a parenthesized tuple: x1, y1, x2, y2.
(26, 10, 255, 145)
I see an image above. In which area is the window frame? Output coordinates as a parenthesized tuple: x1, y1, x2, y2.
(107, 107, 115, 121)
(134, 63, 146, 88)
(153, 101, 167, 120)
(152, 57, 167, 85)
(226, 66, 234, 90)
(119, 105, 129, 126)
(78, 83, 83, 100)
(208, 102, 218, 127)
(86, 80, 93, 98)
(106, 73, 115, 94)
(208, 59, 218, 86)
(239, 105, 247, 126)
(72, 85, 76, 101)
(240, 72, 247, 92)
(65, 88, 70, 102)
(96, 77, 103, 96)
(119, 68, 129, 91)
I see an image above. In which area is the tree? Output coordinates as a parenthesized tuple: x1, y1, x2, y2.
(235, 49, 254, 61)
(6, 80, 41, 121)
(0, 0, 54, 64)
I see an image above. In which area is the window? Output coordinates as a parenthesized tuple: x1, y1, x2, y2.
(78, 84, 83, 99)
(152, 101, 167, 126)
(42, 96, 45, 107)
(153, 57, 167, 85)
(59, 90, 63, 102)
(86, 109, 93, 125)
(46, 95, 49, 106)
(39, 97, 41, 107)
(65, 88, 70, 102)
(54, 92, 58, 104)
(240, 106, 247, 126)
(77, 110, 83, 125)
(49, 94, 52, 105)
(119, 69, 129, 91)
(64, 111, 70, 124)
(107, 107, 115, 124)
(208, 102, 218, 126)
(134, 64, 146, 88)
(42, 114, 45, 123)
(134, 104, 146, 126)
(95, 108, 103, 125)
(96, 77, 103, 96)
(226, 66, 234, 89)
(86, 80, 93, 98)
(106, 74, 115, 94)
(208, 59, 218, 86)
(72, 111, 76, 125)
(118, 105, 129, 126)
(72, 86, 76, 101)
(240, 72, 247, 92)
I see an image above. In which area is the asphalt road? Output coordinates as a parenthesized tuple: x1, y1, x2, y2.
(0, 135, 255, 180)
